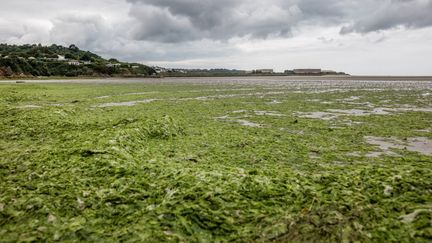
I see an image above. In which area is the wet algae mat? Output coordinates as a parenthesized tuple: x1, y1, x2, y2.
(0, 79, 431, 242)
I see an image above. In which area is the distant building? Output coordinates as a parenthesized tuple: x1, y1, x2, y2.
(293, 69, 322, 75)
(57, 55, 66, 61)
(82, 61, 92, 65)
(28, 57, 36, 60)
(107, 63, 121, 67)
(255, 69, 274, 74)
(321, 70, 337, 75)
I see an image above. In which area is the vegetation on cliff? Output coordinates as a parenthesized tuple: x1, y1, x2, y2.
(0, 44, 155, 78)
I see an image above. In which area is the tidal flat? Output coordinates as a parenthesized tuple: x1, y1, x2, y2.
(1, 77, 431, 242)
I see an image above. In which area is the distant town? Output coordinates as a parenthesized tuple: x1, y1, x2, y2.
(152, 67, 348, 77)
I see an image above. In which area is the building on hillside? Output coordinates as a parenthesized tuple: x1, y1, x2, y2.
(293, 69, 322, 75)
(57, 55, 66, 61)
(255, 69, 274, 74)
(153, 66, 165, 73)
(68, 60, 80, 66)
(107, 63, 121, 67)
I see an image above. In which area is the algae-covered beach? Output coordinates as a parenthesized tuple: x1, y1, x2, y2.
(1, 77, 431, 241)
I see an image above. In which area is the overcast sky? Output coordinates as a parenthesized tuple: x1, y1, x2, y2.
(1, 0, 432, 75)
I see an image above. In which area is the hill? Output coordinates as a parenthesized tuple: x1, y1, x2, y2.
(0, 44, 155, 78)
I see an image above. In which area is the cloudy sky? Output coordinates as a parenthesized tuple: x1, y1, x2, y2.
(1, 0, 432, 75)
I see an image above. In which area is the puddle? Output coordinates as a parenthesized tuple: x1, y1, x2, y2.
(92, 99, 158, 108)
(215, 114, 264, 128)
(235, 119, 263, 128)
(296, 111, 338, 120)
(365, 136, 432, 156)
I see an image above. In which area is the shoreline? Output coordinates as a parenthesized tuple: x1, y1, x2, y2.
(1, 75, 432, 83)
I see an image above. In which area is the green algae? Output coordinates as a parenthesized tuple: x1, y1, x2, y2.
(0, 80, 431, 242)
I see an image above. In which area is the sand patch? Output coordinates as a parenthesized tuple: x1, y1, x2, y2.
(235, 119, 263, 128)
(215, 110, 277, 128)
(400, 209, 432, 223)
(295, 111, 339, 120)
(267, 99, 282, 104)
(92, 99, 158, 108)
(297, 106, 432, 121)
(365, 136, 432, 156)
(327, 108, 391, 116)
(180, 91, 286, 101)
(17, 105, 42, 109)
(231, 110, 284, 117)
(337, 96, 362, 102)
(216, 116, 263, 128)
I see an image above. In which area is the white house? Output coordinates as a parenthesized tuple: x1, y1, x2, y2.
(68, 60, 80, 66)
(107, 63, 121, 67)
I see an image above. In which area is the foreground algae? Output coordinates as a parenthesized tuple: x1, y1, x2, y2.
(0, 79, 431, 242)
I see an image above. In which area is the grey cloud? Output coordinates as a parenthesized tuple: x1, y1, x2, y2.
(128, 0, 240, 30)
(49, 13, 112, 50)
(127, 0, 432, 42)
(129, 5, 198, 43)
(341, 0, 432, 34)
(127, 0, 303, 42)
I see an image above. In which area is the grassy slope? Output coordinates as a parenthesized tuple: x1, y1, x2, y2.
(0, 81, 431, 242)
